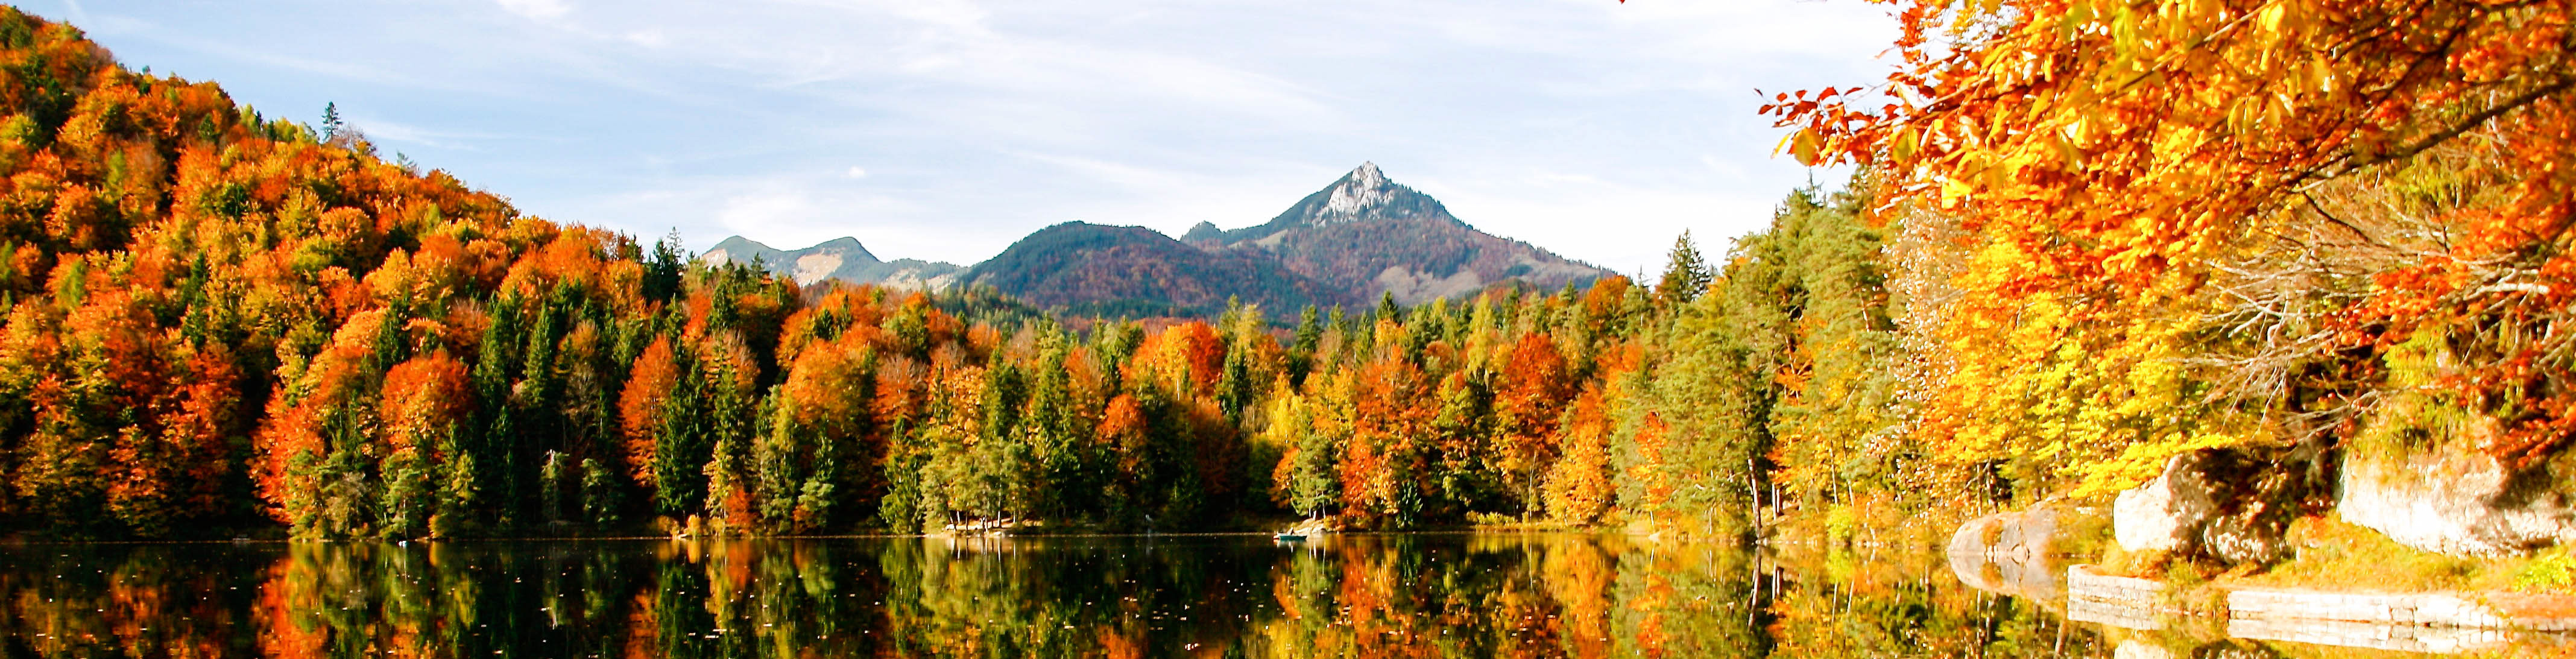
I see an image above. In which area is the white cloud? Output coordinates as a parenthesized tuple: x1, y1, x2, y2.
(1438, 183, 1779, 277)
(878, 0, 990, 31)
(494, 0, 571, 20)
(717, 188, 820, 236)
(72, 0, 1900, 268)
(344, 116, 449, 148)
(1017, 152, 1189, 193)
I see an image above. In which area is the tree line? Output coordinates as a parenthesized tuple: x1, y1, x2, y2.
(0, 7, 1924, 540)
(7, 0, 2563, 545)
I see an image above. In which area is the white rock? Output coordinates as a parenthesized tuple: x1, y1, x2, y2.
(2339, 449, 2576, 557)
(2112, 450, 2295, 564)
(2114, 456, 2212, 553)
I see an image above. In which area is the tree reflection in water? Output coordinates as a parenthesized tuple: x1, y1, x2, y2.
(0, 534, 2106, 658)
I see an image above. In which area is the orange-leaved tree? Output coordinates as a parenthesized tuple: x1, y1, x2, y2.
(1774, 0, 2576, 493)
(1494, 331, 1570, 511)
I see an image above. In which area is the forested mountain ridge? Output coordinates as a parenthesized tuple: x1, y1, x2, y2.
(702, 235, 962, 291)
(962, 221, 1350, 318)
(0, 6, 1795, 540)
(727, 163, 1612, 317)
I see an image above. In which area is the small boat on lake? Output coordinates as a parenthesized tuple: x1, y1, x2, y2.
(1273, 532, 1305, 541)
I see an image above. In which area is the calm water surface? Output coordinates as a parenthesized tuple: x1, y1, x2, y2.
(0, 532, 2470, 658)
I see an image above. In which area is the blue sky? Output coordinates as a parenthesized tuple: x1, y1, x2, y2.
(53, 0, 1893, 275)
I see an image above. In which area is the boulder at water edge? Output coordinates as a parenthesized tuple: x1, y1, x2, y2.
(2112, 449, 2312, 566)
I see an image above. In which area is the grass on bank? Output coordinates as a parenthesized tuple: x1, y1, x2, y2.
(2103, 514, 2576, 596)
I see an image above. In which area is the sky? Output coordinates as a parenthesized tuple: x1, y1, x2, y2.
(48, 0, 1895, 276)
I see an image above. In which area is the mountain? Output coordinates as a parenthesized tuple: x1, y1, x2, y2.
(704, 236, 965, 291)
(713, 163, 1609, 315)
(965, 222, 1350, 318)
(1196, 162, 1612, 304)
(1219, 162, 1458, 241)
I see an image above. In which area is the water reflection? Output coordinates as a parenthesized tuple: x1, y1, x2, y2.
(0, 534, 2107, 658)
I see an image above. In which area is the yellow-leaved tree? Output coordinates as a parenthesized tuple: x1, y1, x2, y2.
(1776, 0, 2576, 496)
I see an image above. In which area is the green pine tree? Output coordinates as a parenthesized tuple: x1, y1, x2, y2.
(1657, 230, 1714, 304)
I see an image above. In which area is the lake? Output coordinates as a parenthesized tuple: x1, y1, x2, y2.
(0, 532, 2527, 658)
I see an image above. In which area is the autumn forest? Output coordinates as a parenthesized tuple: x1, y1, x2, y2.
(0, 0, 2571, 553)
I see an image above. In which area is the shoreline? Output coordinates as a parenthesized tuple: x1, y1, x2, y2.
(2068, 563, 2576, 632)
(0, 526, 1629, 547)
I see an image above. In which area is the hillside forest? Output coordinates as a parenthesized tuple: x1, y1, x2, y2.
(0, 0, 2568, 544)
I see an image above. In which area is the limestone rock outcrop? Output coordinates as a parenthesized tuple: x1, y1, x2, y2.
(2338, 449, 2576, 557)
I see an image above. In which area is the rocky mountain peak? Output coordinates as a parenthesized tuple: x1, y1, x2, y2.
(1252, 162, 1454, 233)
(1351, 160, 1384, 188)
(1314, 162, 1400, 227)
(1314, 162, 1428, 226)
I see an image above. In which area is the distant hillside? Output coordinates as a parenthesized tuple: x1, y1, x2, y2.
(715, 163, 1609, 315)
(1190, 163, 1611, 304)
(704, 236, 964, 291)
(965, 222, 1350, 318)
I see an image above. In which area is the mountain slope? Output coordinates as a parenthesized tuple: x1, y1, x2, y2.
(1224, 162, 1459, 242)
(704, 236, 964, 290)
(1203, 163, 1611, 304)
(709, 164, 1607, 311)
(967, 222, 1350, 317)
